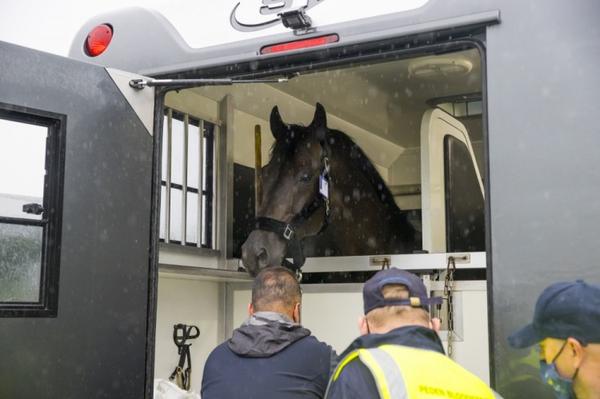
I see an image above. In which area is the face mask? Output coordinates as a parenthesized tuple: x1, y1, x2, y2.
(539, 341, 578, 399)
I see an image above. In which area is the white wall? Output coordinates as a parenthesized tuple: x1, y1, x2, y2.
(231, 285, 363, 354)
(154, 276, 222, 393)
(388, 147, 421, 210)
(231, 283, 489, 382)
(446, 289, 490, 384)
(471, 140, 485, 177)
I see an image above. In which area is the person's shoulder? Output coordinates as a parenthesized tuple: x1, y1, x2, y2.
(204, 341, 233, 366)
(303, 334, 332, 346)
(297, 334, 335, 356)
(327, 357, 377, 399)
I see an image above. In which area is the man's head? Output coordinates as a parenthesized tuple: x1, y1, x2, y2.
(248, 266, 302, 323)
(509, 280, 600, 399)
(359, 268, 442, 335)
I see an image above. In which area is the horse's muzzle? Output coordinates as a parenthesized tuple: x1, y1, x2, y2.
(241, 230, 287, 276)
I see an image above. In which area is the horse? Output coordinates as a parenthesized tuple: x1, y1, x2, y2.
(241, 103, 419, 276)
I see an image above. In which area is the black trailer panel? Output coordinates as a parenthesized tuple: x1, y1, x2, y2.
(0, 42, 154, 398)
(486, 1, 600, 397)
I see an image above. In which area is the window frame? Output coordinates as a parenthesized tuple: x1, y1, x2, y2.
(160, 108, 215, 249)
(0, 103, 65, 317)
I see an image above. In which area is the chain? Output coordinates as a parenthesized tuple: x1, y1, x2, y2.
(444, 256, 457, 358)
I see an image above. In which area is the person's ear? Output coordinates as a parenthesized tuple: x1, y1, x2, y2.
(566, 337, 585, 368)
(358, 315, 370, 336)
(430, 317, 441, 332)
(293, 302, 301, 324)
(248, 303, 255, 316)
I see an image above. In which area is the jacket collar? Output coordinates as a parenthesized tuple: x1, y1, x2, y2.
(227, 311, 311, 358)
(338, 325, 445, 360)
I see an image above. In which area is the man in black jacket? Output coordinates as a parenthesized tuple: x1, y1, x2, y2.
(201, 266, 334, 399)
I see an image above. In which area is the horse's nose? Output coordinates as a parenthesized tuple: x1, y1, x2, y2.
(241, 230, 287, 276)
(256, 247, 270, 268)
(241, 245, 270, 276)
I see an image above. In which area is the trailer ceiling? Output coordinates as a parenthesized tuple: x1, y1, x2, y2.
(190, 48, 481, 149)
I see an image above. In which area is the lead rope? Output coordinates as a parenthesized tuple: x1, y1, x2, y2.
(444, 256, 456, 358)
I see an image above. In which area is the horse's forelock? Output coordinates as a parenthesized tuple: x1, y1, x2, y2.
(269, 123, 311, 159)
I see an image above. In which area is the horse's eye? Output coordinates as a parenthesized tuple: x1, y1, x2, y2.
(299, 173, 313, 183)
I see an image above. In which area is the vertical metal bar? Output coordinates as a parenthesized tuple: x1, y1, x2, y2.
(197, 119, 204, 247)
(165, 108, 172, 244)
(181, 113, 189, 245)
(254, 124, 262, 215)
(213, 123, 221, 252)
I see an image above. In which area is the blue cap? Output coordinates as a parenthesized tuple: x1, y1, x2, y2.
(363, 268, 443, 314)
(508, 280, 600, 348)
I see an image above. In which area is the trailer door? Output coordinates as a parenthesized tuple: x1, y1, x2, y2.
(0, 41, 157, 398)
(420, 109, 485, 253)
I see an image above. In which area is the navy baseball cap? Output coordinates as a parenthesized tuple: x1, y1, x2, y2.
(508, 280, 600, 348)
(363, 268, 443, 314)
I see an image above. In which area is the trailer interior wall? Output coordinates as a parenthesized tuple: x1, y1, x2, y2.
(154, 276, 223, 392)
(230, 282, 490, 383)
(153, 276, 491, 391)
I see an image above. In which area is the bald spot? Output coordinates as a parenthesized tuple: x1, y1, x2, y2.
(252, 266, 301, 313)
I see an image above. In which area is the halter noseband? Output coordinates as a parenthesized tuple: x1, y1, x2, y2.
(254, 142, 331, 273)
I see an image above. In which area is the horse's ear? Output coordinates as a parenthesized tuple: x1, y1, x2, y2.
(270, 106, 287, 141)
(311, 102, 327, 130)
(311, 102, 327, 141)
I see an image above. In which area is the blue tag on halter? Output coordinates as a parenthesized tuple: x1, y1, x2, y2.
(319, 174, 329, 198)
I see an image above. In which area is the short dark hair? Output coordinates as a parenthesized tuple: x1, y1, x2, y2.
(252, 266, 301, 311)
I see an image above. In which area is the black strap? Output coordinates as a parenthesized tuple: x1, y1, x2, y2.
(255, 217, 306, 271)
(169, 324, 200, 390)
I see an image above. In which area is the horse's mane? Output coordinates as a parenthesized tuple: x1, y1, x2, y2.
(327, 129, 403, 212)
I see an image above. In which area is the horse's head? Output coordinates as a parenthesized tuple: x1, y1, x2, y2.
(241, 103, 330, 276)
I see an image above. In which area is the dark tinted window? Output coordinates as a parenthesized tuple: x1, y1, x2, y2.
(444, 135, 485, 252)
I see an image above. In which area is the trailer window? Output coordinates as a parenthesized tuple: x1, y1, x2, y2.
(160, 108, 215, 248)
(0, 106, 64, 316)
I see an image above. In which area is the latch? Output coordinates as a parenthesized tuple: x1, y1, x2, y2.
(22, 203, 44, 215)
(280, 9, 313, 32)
(370, 256, 392, 269)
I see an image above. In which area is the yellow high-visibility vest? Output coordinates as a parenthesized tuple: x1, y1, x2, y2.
(329, 344, 497, 399)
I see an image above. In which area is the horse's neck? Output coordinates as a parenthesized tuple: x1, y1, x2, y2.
(328, 140, 412, 253)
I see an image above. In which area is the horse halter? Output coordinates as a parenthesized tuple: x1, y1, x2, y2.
(254, 142, 331, 274)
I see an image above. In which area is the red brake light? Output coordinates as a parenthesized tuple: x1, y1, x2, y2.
(260, 34, 339, 55)
(85, 24, 113, 57)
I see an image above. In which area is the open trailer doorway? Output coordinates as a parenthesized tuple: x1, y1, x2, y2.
(153, 41, 490, 389)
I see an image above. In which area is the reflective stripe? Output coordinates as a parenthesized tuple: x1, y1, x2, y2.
(332, 351, 359, 381)
(324, 350, 360, 398)
(358, 348, 407, 399)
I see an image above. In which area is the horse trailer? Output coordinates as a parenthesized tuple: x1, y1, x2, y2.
(1, 1, 599, 398)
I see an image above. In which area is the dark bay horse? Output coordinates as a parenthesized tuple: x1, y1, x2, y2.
(241, 103, 419, 276)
